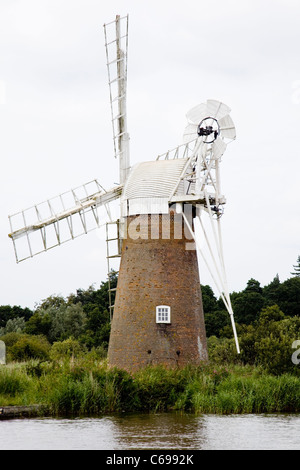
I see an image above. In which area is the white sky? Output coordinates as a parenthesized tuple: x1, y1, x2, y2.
(0, 0, 300, 309)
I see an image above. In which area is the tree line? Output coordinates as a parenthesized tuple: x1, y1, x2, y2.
(203, 274, 300, 336)
(0, 258, 300, 375)
(0, 272, 118, 361)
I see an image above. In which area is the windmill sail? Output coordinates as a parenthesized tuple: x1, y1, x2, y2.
(8, 14, 130, 264)
(104, 14, 130, 185)
(8, 181, 122, 263)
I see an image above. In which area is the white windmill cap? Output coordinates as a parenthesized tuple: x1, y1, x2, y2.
(123, 158, 188, 215)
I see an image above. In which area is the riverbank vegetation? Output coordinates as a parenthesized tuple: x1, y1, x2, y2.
(0, 259, 300, 415)
(1, 360, 300, 415)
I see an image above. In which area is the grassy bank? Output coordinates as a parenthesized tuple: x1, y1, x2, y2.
(1, 358, 300, 415)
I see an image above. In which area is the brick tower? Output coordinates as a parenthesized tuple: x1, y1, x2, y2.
(107, 211, 208, 372)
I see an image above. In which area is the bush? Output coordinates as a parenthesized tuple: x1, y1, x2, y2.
(0, 332, 23, 348)
(241, 307, 300, 375)
(50, 338, 86, 362)
(10, 334, 51, 361)
(207, 336, 239, 364)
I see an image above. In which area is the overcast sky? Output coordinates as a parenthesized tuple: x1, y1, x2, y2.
(0, 0, 300, 309)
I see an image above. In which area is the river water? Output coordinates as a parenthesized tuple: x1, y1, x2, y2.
(0, 412, 300, 450)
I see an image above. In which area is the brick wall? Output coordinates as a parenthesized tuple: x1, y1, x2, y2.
(107, 212, 208, 372)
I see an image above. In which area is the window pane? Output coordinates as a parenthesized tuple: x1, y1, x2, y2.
(156, 306, 170, 323)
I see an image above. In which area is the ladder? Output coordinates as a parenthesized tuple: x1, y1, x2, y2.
(106, 220, 121, 320)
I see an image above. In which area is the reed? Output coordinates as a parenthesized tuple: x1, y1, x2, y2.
(0, 363, 34, 406)
(1, 360, 300, 415)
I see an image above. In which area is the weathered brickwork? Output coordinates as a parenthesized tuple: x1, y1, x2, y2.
(107, 213, 208, 372)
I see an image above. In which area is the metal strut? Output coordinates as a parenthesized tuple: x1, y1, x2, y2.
(182, 211, 240, 354)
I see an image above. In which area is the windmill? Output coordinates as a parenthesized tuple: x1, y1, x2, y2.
(8, 14, 240, 372)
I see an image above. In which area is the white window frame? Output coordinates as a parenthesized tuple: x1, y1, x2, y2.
(156, 305, 171, 324)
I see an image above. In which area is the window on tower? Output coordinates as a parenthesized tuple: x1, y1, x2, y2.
(156, 305, 171, 324)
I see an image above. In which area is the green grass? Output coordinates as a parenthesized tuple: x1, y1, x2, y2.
(1, 359, 300, 415)
(0, 363, 36, 406)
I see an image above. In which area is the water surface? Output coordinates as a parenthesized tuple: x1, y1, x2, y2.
(0, 412, 299, 450)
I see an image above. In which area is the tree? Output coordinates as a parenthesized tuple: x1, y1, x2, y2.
(35, 295, 66, 311)
(244, 278, 263, 294)
(0, 305, 33, 329)
(69, 273, 118, 315)
(291, 255, 300, 277)
(0, 317, 25, 335)
(275, 277, 300, 317)
(23, 281, 114, 348)
(68, 277, 116, 349)
(52, 303, 87, 341)
(253, 307, 300, 375)
(201, 285, 218, 313)
(204, 310, 229, 337)
(26, 302, 87, 343)
(263, 274, 280, 305)
(231, 290, 265, 325)
(236, 304, 300, 374)
(201, 285, 230, 337)
(24, 311, 52, 338)
(259, 304, 285, 324)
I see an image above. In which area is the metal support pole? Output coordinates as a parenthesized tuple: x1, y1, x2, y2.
(182, 211, 240, 354)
